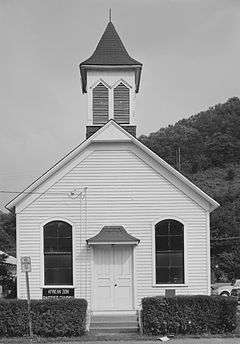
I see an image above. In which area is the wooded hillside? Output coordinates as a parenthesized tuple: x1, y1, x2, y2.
(139, 97, 240, 281)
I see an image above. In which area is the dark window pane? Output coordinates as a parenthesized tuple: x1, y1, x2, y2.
(45, 254, 72, 269)
(155, 219, 184, 284)
(58, 238, 72, 252)
(170, 267, 184, 284)
(170, 235, 183, 250)
(44, 222, 58, 237)
(58, 223, 72, 237)
(44, 237, 58, 252)
(155, 220, 169, 235)
(169, 252, 183, 267)
(156, 236, 168, 251)
(156, 267, 169, 283)
(156, 252, 169, 267)
(44, 221, 73, 285)
(45, 268, 73, 285)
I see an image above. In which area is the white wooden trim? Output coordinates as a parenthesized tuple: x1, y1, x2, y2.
(16, 214, 21, 298)
(87, 241, 139, 245)
(40, 218, 76, 289)
(152, 216, 188, 287)
(112, 79, 132, 89)
(89, 78, 111, 90)
(206, 211, 211, 295)
(83, 65, 141, 69)
(133, 245, 137, 310)
(15, 149, 94, 213)
(90, 246, 94, 309)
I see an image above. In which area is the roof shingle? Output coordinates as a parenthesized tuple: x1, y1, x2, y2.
(80, 22, 142, 66)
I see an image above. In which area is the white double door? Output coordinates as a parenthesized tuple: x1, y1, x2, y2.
(93, 245, 133, 310)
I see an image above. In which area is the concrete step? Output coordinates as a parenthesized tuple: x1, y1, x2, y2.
(92, 315, 138, 322)
(90, 327, 138, 333)
(91, 321, 137, 328)
(90, 313, 139, 333)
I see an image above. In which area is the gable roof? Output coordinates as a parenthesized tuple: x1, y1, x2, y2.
(6, 120, 219, 213)
(79, 21, 142, 93)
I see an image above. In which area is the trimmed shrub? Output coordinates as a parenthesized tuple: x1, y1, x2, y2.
(141, 295, 237, 335)
(0, 298, 87, 337)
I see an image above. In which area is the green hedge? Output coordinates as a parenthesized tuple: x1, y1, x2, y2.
(142, 295, 237, 335)
(0, 298, 87, 337)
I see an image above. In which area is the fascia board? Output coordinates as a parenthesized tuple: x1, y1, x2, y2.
(15, 147, 94, 214)
(6, 121, 118, 211)
(129, 142, 219, 212)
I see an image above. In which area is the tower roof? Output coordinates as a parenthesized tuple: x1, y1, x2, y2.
(79, 21, 142, 93)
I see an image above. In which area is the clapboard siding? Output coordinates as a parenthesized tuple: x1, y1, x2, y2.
(17, 144, 209, 304)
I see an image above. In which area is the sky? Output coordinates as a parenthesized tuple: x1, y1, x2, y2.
(1, 0, 240, 211)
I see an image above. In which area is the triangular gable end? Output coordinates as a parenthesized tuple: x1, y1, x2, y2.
(5, 120, 219, 213)
(92, 122, 132, 142)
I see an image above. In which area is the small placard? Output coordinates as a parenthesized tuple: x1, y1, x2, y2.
(21, 256, 31, 272)
(43, 288, 74, 298)
(165, 289, 176, 297)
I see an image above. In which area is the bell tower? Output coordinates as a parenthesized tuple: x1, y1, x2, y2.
(79, 18, 142, 138)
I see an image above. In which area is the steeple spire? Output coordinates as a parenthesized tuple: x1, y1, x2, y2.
(109, 8, 112, 22)
(79, 20, 142, 93)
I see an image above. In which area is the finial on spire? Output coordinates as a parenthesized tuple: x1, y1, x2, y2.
(109, 8, 112, 22)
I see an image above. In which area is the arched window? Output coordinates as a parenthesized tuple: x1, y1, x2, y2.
(155, 219, 184, 284)
(114, 83, 130, 124)
(44, 221, 73, 285)
(92, 82, 109, 125)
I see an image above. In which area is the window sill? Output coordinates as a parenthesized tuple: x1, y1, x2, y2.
(41, 285, 75, 288)
(153, 284, 188, 288)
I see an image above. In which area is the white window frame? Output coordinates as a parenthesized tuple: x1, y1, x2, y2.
(40, 217, 76, 289)
(152, 216, 188, 287)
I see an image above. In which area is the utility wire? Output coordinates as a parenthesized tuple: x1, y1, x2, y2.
(0, 190, 69, 195)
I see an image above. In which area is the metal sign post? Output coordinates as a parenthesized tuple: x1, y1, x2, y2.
(21, 256, 33, 337)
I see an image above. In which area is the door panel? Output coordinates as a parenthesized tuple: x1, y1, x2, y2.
(93, 245, 133, 310)
(93, 246, 114, 309)
(114, 246, 133, 309)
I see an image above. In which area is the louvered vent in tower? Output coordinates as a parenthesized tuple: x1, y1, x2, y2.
(114, 83, 130, 124)
(93, 83, 109, 125)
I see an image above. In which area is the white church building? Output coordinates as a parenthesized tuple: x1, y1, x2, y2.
(6, 19, 219, 312)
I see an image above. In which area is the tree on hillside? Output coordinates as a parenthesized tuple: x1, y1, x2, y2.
(0, 211, 16, 256)
(139, 97, 240, 174)
(217, 247, 240, 281)
(0, 253, 16, 296)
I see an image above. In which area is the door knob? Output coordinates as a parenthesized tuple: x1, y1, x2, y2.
(114, 283, 117, 287)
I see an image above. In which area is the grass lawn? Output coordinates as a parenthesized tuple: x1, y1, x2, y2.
(1, 332, 240, 344)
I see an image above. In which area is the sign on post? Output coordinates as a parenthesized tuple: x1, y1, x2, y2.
(21, 256, 32, 337)
(21, 256, 31, 273)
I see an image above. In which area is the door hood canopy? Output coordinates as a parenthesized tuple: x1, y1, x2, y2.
(86, 226, 140, 245)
